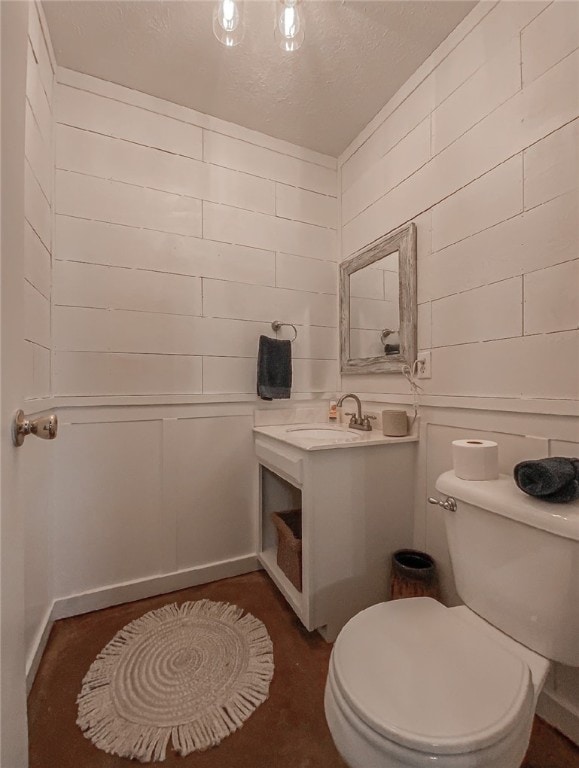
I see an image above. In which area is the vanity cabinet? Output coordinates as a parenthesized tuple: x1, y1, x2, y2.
(254, 427, 418, 641)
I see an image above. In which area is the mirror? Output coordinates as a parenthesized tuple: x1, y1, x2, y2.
(340, 222, 417, 374)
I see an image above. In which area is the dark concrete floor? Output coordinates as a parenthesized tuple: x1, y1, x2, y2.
(29, 572, 578, 767)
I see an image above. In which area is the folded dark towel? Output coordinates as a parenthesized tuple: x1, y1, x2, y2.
(257, 335, 292, 400)
(514, 457, 579, 504)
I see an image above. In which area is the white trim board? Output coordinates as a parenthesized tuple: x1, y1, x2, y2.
(53, 392, 335, 410)
(537, 688, 579, 747)
(25, 605, 54, 695)
(355, 393, 579, 418)
(52, 393, 579, 417)
(26, 554, 260, 693)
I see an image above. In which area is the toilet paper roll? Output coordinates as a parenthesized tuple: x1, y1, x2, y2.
(382, 410, 408, 437)
(452, 439, 499, 480)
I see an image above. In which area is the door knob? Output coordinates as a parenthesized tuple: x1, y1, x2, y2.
(12, 410, 58, 447)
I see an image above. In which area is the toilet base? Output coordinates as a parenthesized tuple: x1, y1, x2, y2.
(324, 665, 535, 768)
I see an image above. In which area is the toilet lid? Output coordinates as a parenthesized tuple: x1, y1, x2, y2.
(331, 598, 533, 755)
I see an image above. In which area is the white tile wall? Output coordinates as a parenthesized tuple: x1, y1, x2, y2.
(275, 183, 336, 228)
(25, 161, 51, 252)
(418, 190, 579, 304)
(54, 307, 218, 355)
(24, 221, 50, 299)
(28, 4, 52, 101)
(521, 1, 579, 86)
(417, 303, 432, 351)
(340, 0, 579, 405)
(24, 2, 53, 402)
(203, 131, 335, 195)
(53, 261, 203, 316)
(430, 156, 523, 252)
(431, 39, 521, 155)
(24, 282, 51, 349)
(56, 124, 275, 214)
(56, 84, 203, 159)
(340, 1, 550, 193)
(53, 73, 338, 397)
(524, 260, 579, 336)
(56, 171, 203, 237)
(55, 216, 277, 286)
(342, 118, 431, 225)
(341, 47, 579, 259)
(26, 42, 51, 139)
(275, 253, 336, 295)
(524, 119, 579, 210)
(202, 279, 336, 327)
(53, 353, 203, 397)
(431, 278, 523, 348)
(202, 201, 336, 260)
(25, 101, 52, 202)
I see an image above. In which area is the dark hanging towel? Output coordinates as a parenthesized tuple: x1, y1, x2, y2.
(257, 335, 292, 400)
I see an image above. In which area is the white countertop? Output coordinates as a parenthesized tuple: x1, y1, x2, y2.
(253, 422, 419, 451)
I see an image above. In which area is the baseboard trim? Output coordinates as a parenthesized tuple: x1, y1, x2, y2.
(26, 605, 55, 695)
(537, 688, 579, 746)
(52, 555, 260, 621)
(26, 555, 260, 692)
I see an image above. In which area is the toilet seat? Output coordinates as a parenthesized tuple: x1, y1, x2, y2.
(330, 598, 534, 758)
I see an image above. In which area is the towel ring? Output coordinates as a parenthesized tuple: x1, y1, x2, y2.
(272, 320, 298, 342)
(380, 328, 395, 345)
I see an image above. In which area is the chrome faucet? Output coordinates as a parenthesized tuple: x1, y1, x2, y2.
(336, 393, 375, 431)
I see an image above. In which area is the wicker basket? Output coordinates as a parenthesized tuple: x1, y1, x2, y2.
(272, 510, 302, 592)
(390, 549, 441, 602)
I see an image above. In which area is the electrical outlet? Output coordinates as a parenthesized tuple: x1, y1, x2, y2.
(416, 351, 431, 379)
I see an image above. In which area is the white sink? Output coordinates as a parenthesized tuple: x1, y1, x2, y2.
(285, 425, 362, 443)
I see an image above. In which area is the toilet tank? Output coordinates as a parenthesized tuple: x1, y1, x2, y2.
(436, 471, 579, 667)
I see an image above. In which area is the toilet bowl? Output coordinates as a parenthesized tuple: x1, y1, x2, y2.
(324, 598, 549, 768)
(324, 472, 578, 767)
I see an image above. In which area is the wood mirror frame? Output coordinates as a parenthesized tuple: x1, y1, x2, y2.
(340, 222, 417, 374)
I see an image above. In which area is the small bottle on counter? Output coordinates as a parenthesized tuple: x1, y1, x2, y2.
(328, 397, 338, 421)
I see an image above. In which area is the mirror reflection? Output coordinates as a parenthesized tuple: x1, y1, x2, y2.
(349, 251, 400, 359)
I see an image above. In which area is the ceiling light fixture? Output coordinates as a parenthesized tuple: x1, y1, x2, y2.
(274, 0, 305, 52)
(213, 0, 305, 51)
(213, 0, 245, 47)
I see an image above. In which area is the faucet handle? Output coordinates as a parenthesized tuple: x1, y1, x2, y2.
(363, 414, 377, 420)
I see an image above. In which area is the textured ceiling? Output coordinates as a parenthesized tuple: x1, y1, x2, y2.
(43, 0, 476, 156)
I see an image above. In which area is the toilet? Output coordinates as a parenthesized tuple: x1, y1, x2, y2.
(325, 471, 579, 768)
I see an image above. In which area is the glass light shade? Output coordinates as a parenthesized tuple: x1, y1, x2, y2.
(274, 0, 305, 52)
(213, 0, 245, 47)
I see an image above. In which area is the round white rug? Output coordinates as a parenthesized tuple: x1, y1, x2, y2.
(76, 599, 274, 762)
